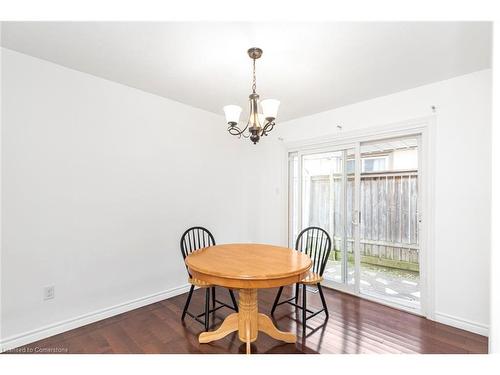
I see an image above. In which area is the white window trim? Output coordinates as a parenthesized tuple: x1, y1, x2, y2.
(282, 115, 436, 320)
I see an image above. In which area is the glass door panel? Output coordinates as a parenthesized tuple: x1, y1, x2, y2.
(358, 136, 420, 309)
(301, 151, 343, 283)
(298, 148, 357, 287)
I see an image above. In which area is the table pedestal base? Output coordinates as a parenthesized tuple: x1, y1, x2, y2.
(198, 288, 296, 354)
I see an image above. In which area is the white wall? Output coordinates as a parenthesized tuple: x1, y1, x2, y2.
(255, 69, 492, 335)
(0, 48, 260, 349)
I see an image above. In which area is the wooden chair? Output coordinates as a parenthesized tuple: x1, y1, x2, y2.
(271, 226, 332, 337)
(180, 226, 238, 331)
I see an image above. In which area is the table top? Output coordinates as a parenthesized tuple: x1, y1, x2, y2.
(185, 243, 312, 289)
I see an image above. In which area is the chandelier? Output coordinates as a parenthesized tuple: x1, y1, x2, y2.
(223, 47, 280, 144)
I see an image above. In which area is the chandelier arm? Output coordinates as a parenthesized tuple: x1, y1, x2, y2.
(261, 120, 275, 136)
(228, 125, 245, 136)
(240, 122, 250, 138)
(243, 121, 250, 133)
(227, 122, 250, 138)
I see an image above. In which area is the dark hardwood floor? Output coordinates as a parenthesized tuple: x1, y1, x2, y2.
(8, 286, 488, 354)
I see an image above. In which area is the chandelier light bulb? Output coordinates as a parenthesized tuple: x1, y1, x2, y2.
(223, 105, 242, 125)
(260, 99, 280, 121)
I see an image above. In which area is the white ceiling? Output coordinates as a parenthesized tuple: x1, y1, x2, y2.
(1, 22, 492, 121)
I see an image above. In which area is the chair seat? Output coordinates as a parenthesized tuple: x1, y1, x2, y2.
(300, 271, 323, 285)
(188, 277, 212, 288)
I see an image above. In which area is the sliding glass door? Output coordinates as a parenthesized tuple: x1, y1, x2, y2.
(288, 134, 422, 312)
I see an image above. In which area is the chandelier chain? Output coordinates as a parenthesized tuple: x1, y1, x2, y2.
(252, 58, 256, 93)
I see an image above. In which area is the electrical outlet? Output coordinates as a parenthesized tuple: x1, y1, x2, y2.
(43, 286, 55, 301)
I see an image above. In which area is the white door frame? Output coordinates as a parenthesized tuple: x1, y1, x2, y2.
(284, 116, 436, 319)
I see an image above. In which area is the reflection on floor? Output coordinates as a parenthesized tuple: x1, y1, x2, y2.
(324, 260, 420, 308)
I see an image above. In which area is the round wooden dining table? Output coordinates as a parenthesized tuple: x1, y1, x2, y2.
(185, 243, 312, 354)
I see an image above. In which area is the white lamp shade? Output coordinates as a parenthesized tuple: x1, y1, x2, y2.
(258, 113, 266, 125)
(223, 105, 242, 124)
(260, 99, 280, 120)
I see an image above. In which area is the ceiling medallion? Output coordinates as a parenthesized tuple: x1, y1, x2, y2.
(223, 47, 280, 144)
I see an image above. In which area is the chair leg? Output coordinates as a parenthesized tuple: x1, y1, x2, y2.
(204, 288, 210, 332)
(271, 286, 284, 315)
(295, 283, 300, 304)
(302, 284, 307, 337)
(211, 287, 216, 310)
(317, 283, 329, 319)
(181, 285, 195, 321)
(228, 289, 239, 312)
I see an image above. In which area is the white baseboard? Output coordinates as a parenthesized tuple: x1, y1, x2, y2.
(0, 283, 191, 352)
(433, 311, 489, 337)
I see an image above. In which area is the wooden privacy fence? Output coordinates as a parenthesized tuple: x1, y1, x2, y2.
(307, 170, 419, 271)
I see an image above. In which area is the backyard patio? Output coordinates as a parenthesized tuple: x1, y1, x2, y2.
(323, 260, 420, 308)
